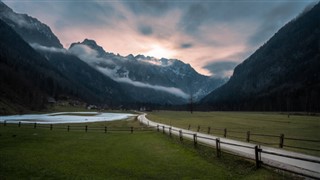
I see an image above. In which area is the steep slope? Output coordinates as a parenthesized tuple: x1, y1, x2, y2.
(0, 19, 79, 114)
(39, 51, 131, 106)
(0, 1, 224, 106)
(201, 3, 320, 112)
(70, 39, 226, 104)
(0, 2, 62, 48)
(0, 2, 131, 107)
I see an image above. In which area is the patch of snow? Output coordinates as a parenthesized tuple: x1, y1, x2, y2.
(0, 112, 135, 124)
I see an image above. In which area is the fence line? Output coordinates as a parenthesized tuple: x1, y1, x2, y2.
(180, 127, 319, 179)
(2, 120, 319, 150)
(186, 124, 319, 142)
(169, 123, 320, 152)
(0, 121, 154, 133)
(261, 150, 320, 164)
(139, 117, 320, 179)
(2, 119, 320, 178)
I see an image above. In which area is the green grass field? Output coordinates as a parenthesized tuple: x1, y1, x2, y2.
(0, 117, 290, 179)
(147, 111, 320, 156)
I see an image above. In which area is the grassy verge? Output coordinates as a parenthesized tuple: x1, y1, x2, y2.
(147, 111, 320, 156)
(0, 118, 290, 179)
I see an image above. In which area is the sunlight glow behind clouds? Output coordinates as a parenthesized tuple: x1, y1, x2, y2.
(144, 44, 176, 59)
(4, 0, 316, 76)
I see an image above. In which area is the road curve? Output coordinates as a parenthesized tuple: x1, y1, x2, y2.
(138, 114, 320, 179)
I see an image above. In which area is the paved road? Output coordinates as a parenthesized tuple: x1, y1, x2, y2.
(138, 114, 320, 179)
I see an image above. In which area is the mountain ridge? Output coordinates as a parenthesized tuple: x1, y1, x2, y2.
(0, 1, 63, 48)
(0, 0, 226, 105)
(201, 2, 320, 112)
(0, 18, 81, 114)
(69, 38, 226, 101)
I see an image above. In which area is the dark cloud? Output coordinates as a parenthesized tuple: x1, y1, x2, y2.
(178, 1, 314, 39)
(4, 0, 316, 75)
(138, 25, 153, 36)
(179, 3, 208, 34)
(248, 2, 312, 47)
(61, 2, 117, 26)
(203, 61, 238, 77)
(180, 43, 193, 49)
(124, 0, 171, 16)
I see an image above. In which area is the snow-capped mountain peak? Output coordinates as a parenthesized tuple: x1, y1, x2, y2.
(69, 39, 226, 101)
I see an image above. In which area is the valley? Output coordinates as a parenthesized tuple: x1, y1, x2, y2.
(0, 1, 319, 179)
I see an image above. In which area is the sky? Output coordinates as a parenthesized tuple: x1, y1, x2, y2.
(4, 0, 317, 76)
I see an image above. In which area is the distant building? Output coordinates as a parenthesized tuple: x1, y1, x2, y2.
(87, 105, 98, 110)
(47, 97, 56, 104)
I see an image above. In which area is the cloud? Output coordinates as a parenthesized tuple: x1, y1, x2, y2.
(138, 25, 153, 36)
(203, 61, 238, 78)
(247, 2, 313, 47)
(69, 44, 115, 67)
(179, 3, 208, 34)
(124, 0, 171, 16)
(30, 43, 67, 53)
(3, 9, 33, 29)
(4, 1, 316, 76)
(97, 67, 189, 99)
(180, 43, 193, 49)
(69, 44, 189, 99)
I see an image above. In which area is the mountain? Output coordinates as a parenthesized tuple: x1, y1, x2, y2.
(0, 18, 80, 114)
(38, 50, 131, 106)
(70, 39, 226, 104)
(0, 1, 225, 108)
(0, 1, 62, 48)
(0, 3, 132, 114)
(201, 3, 320, 112)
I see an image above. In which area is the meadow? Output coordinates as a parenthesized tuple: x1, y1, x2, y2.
(0, 116, 289, 179)
(147, 111, 320, 156)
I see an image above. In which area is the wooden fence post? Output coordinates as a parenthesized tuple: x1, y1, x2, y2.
(224, 128, 227, 138)
(207, 127, 211, 134)
(18, 121, 21, 127)
(50, 124, 53, 130)
(193, 134, 197, 147)
(105, 126, 107, 133)
(169, 127, 172, 137)
(197, 125, 200, 132)
(279, 134, 284, 148)
(188, 124, 191, 130)
(179, 130, 183, 141)
(85, 125, 88, 133)
(4, 120, 6, 126)
(255, 146, 261, 168)
(162, 126, 165, 134)
(34, 123, 37, 129)
(216, 138, 221, 158)
(247, 131, 250, 142)
(147, 121, 149, 127)
(131, 127, 133, 134)
(157, 125, 159, 132)
(67, 125, 70, 132)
